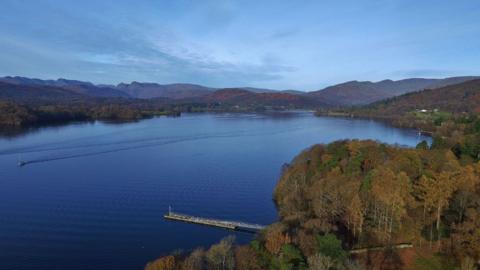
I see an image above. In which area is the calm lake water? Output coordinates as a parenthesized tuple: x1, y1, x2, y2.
(0, 112, 429, 270)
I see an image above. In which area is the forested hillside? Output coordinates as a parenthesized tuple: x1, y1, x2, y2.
(353, 79, 480, 117)
(308, 76, 479, 106)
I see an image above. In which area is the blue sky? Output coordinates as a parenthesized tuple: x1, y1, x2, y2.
(0, 0, 479, 90)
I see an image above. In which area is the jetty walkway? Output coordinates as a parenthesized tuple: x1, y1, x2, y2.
(164, 211, 266, 232)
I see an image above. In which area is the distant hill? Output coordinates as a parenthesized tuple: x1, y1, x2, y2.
(187, 88, 323, 107)
(239, 87, 303, 94)
(116, 82, 214, 99)
(116, 83, 298, 99)
(308, 76, 479, 106)
(0, 76, 129, 98)
(0, 81, 83, 101)
(238, 87, 277, 93)
(280, 90, 305, 95)
(364, 79, 480, 115)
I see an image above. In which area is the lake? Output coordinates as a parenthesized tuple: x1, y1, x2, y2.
(0, 112, 429, 270)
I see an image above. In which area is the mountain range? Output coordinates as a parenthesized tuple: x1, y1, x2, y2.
(0, 75, 478, 107)
(0, 76, 128, 98)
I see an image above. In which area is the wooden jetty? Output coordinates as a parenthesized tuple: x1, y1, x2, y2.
(164, 209, 266, 232)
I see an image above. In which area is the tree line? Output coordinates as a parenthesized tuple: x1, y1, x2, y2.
(0, 100, 181, 127)
(0, 99, 295, 130)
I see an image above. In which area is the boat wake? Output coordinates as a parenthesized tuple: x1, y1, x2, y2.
(11, 127, 306, 167)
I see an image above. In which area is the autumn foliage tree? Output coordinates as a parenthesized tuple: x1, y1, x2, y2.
(144, 255, 175, 270)
(264, 223, 292, 255)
